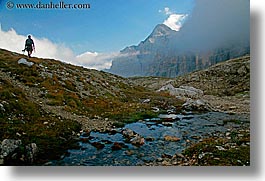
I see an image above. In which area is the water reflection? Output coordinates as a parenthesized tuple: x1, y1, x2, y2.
(52, 112, 249, 166)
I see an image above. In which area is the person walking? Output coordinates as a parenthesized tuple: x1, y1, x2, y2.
(23, 35, 35, 58)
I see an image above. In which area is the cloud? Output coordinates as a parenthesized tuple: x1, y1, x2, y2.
(75, 50, 144, 70)
(0, 26, 75, 61)
(159, 7, 173, 15)
(0, 26, 115, 70)
(76, 52, 118, 70)
(178, 0, 250, 51)
(159, 7, 188, 31)
(163, 14, 188, 31)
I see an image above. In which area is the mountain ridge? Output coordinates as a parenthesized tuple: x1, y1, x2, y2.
(106, 0, 249, 78)
(106, 21, 249, 78)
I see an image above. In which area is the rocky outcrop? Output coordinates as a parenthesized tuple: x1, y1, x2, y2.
(130, 55, 250, 114)
(0, 139, 22, 165)
(25, 143, 38, 164)
(107, 19, 249, 78)
(172, 55, 250, 97)
(157, 84, 211, 112)
(107, 0, 249, 78)
(0, 139, 38, 165)
(182, 99, 213, 112)
(158, 84, 204, 99)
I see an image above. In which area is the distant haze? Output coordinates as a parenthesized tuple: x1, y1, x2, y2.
(178, 0, 250, 51)
(107, 0, 250, 77)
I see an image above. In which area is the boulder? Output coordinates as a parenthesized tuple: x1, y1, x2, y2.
(122, 128, 136, 139)
(0, 139, 22, 158)
(158, 114, 179, 121)
(0, 103, 5, 112)
(182, 99, 212, 112)
(158, 84, 204, 99)
(130, 135, 145, 146)
(0, 140, 40, 165)
(18, 58, 34, 67)
(0, 139, 22, 165)
(25, 143, 38, 164)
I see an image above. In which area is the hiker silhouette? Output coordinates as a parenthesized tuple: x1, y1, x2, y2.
(23, 35, 35, 58)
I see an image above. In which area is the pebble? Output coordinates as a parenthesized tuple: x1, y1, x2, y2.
(43, 161, 53, 166)
(157, 158, 163, 162)
(162, 160, 171, 166)
(216, 146, 226, 151)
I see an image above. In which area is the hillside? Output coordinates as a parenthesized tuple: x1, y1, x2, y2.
(130, 55, 250, 114)
(0, 48, 182, 165)
(0, 49, 250, 165)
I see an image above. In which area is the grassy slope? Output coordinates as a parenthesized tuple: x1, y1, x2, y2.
(0, 49, 183, 164)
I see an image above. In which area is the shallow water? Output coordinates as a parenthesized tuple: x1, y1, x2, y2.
(51, 112, 249, 166)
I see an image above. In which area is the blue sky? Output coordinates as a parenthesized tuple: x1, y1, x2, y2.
(0, 0, 194, 54)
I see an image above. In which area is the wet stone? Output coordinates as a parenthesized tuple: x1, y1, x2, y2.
(146, 137, 155, 142)
(164, 135, 181, 142)
(111, 142, 126, 151)
(51, 112, 249, 166)
(91, 142, 105, 150)
(217, 120, 224, 126)
(191, 135, 201, 140)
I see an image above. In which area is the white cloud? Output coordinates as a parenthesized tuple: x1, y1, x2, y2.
(163, 14, 188, 31)
(76, 51, 118, 70)
(159, 7, 173, 15)
(159, 7, 188, 31)
(75, 51, 143, 70)
(0, 26, 115, 70)
(0, 26, 75, 61)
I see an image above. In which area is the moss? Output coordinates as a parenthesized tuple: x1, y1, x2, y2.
(125, 111, 159, 123)
(0, 65, 81, 165)
(183, 131, 250, 166)
(223, 119, 242, 125)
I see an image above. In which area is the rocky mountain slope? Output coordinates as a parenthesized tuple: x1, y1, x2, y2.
(130, 55, 250, 114)
(106, 23, 249, 78)
(0, 49, 249, 165)
(0, 48, 182, 165)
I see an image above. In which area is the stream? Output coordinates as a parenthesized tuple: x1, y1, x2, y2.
(50, 112, 249, 166)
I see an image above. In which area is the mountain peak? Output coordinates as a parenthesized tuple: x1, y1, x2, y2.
(150, 24, 174, 37)
(144, 24, 175, 44)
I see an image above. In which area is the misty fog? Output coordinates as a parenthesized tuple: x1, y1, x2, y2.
(176, 0, 250, 52)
